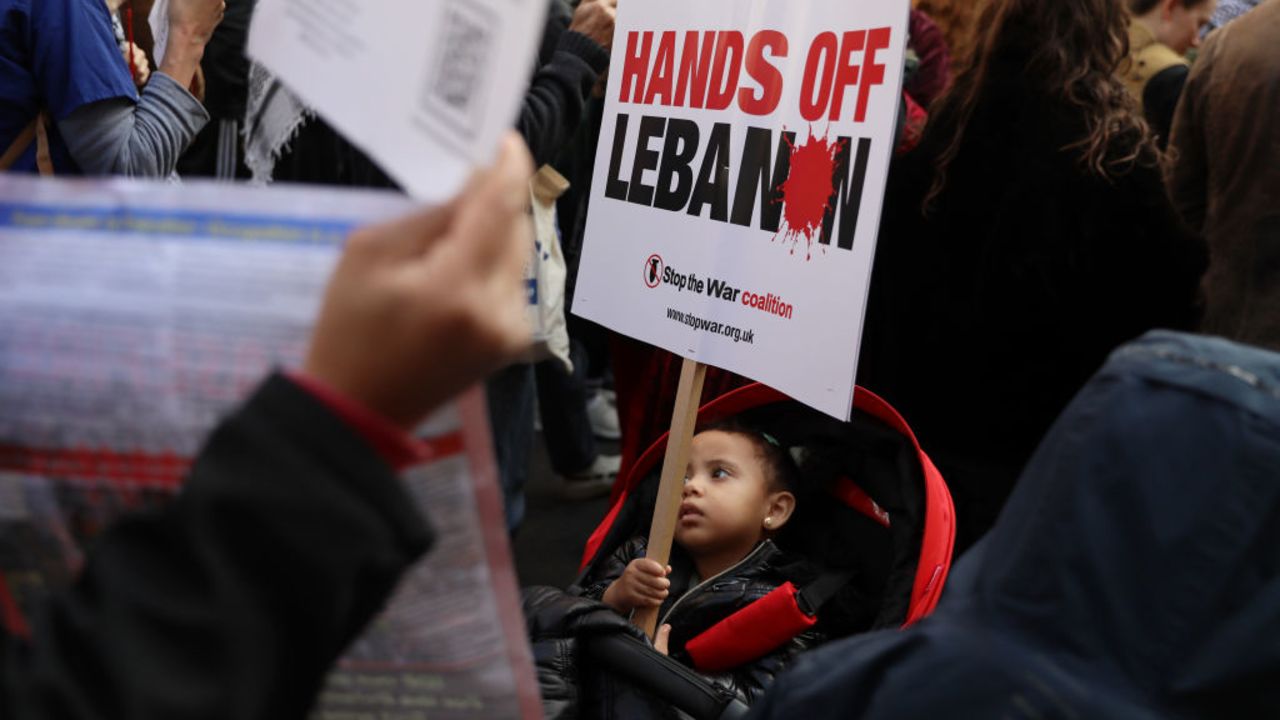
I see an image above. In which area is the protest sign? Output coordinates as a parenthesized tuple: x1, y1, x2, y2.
(0, 176, 542, 719)
(574, 0, 911, 421)
(246, 0, 547, 202)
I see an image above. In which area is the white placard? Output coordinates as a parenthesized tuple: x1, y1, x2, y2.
(246, 0, 547, 202)
(573, 0, 909, 420)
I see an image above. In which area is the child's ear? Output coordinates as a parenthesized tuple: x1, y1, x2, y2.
(763, 491, 796, 532)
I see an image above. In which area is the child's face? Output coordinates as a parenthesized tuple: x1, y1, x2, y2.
(676, 430, 777, 562)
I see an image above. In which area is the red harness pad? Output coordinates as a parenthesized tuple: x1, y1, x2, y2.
(684, 581, 817, 673)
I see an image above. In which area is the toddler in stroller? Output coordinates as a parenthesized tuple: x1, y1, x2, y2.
(523, 384, 955, 719)
(582, 419, 815, 696)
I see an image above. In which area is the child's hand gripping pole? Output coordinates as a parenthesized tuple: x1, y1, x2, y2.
(634, 357, 707, 639)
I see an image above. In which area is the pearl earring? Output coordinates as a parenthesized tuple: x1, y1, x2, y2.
(764, 517, 772, 527)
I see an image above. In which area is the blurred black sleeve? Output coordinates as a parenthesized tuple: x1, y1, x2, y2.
(1, 374, 432, 720)
(517, 0, 611, 166)
(1143, 65, 1189, 150)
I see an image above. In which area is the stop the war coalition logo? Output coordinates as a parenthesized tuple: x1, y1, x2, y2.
(604, 26, 892, 260)
(644, 254, 794, 320)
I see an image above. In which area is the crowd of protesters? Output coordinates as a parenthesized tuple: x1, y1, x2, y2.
(1, 0, 1278, 717)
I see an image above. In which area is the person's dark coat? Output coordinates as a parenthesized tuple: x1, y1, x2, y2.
(581, 538, 819, 709)
(0, 374, 432, 719)
(522, 586, 649, 720)
(525, 537, 820, 719)
(517, 0, 611, 168)
(749, 331, 1280, 719)
(856, 43, 1207, 554)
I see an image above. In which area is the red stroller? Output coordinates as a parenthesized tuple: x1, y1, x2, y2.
(564, 382, 956, 718)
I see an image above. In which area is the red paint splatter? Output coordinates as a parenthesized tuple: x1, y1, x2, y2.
(776, 128, 844, 260)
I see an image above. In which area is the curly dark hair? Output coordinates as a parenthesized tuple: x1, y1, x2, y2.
(699, 419, 800, 495)
(923, 0, 1159, 209)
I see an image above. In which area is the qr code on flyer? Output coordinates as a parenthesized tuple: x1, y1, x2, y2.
(422, 0, 497, 142)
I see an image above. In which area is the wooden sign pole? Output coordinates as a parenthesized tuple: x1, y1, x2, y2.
(633, 356, 707, 638)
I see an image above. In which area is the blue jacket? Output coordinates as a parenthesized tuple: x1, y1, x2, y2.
(749, 331, 1280, 718)
(0, 0, 137, 173)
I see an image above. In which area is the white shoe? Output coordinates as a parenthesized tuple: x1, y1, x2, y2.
(560, 453, 621, 500)
(586, 392, 621, 440)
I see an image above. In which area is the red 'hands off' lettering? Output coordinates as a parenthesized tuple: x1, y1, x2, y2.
(618, 30, 786, 116)
(739, 31, 787, 115)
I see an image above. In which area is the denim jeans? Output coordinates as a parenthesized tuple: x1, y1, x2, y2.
(485, 363, 535, 531)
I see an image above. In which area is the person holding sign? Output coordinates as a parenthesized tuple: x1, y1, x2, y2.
(579, 421, 820, 707)
(0, 0, 223, 175)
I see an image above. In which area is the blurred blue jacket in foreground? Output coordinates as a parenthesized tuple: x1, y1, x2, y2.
(749, 331, 1280, 719)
